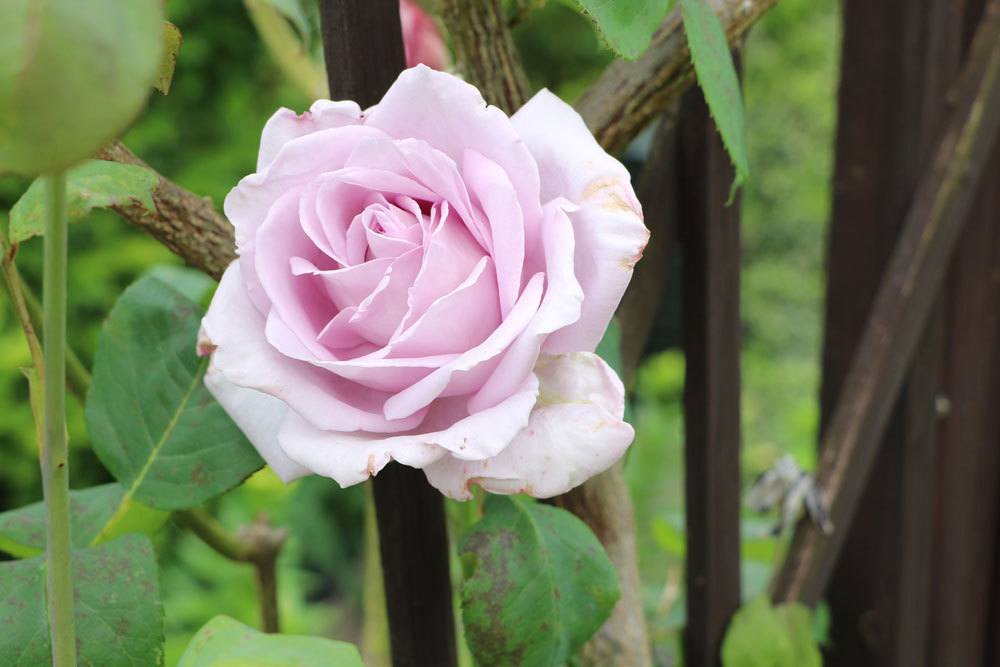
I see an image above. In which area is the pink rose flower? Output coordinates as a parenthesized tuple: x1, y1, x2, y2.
(200, 66, 648, 499)
(400, 0, 449, 70)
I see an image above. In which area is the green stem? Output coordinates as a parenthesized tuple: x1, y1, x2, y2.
(175, 509, 251, 561)
(175, 509, 287, 633)
(42, 171, 76, 667)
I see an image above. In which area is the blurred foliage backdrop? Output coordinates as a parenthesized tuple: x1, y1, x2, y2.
(0, 0, 838, 664)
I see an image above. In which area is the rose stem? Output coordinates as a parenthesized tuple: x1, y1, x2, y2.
(317, 1, 458, 665)
(42, 170, 77, 667)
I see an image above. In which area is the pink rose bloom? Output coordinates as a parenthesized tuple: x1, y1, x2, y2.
(200, 66, 648, 499)
(400, 0, 448, 70)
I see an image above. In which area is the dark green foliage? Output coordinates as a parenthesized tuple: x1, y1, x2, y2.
(0, 534, 164, 666)
(87, 271, 263, 510)
(461, 496, 620, 666)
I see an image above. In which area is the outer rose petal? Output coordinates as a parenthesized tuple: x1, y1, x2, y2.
(424, 352, 633, 499)
(511, 89, 650, 353)
(257, 100, 363, 171)
(204, 365, 309, 482)
(277, 374, 540, 487)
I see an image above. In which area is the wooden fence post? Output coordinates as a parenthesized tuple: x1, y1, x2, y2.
(770, 0, 1000, 637)
(817, 1, 959, 663)
(317, 2, 457, 665)
(678, 82, 743, 667)
(928, 6, 1000, 665)
(815, 1, 1000, 664)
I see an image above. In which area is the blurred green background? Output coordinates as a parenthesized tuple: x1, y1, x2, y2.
(0, 0, 838, 664)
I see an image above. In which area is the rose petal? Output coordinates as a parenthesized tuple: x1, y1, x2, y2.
(348, 248, 423, 345)
(467, 200, 582, 413)
(388, 255, 500, 357)
(227, 126, 389, 248)
(257, 100, 363, 171)
(424, 352, 633, 499)
(397, 202, 486, 331)
(290, 255, 393, 312)
(366, 65, 544, 227)
(204, 365, 309, 482)
(511, 89, 649, 353)
(255, 189, 335, 360)
(462, 150, 525, 317)
(382, 271, 545, 420)
(277, 373, 539, 487)
(203, 262, 427, 434)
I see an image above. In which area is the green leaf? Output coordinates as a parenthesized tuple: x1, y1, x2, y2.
(0, 483, 167, 558)
(156, 22, 183, 95)
(0, 534, 164, 666)
(572, 0, 671, 60)
(460, 495, 620, 667)
(9, 160, 158, 243)
(177, 615, 364, 667)
(721, 596, 821, 667)
(651, 516, 686, 557)
(680, 0, 749, 194)
(0, 0, 164, 175)
(87, 270, 263, 511)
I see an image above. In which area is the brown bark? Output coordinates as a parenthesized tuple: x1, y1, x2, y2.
(95, 142, 235, 281)
(437, 0, 531, 114)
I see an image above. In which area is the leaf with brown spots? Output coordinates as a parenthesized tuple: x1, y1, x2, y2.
(0, 483, 167, 558)
(460, 496, 620, 666)
(87, 270, 263, 511)
(0, 534, 164, 666)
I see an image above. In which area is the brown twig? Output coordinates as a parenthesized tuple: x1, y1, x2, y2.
(771, 0, 1000, 605)
(175, 509, 287, 633)
(94, 142, 236, 280)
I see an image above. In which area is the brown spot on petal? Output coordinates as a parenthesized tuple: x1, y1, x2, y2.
(583, 177, 643, 217)
(367, 454, 377, 477)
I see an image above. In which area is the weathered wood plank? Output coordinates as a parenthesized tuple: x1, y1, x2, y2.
(815, 1, 962, 663)
(771, 0, 1000, 616)
(679, 85, 743, 667)
(928, 133, 1000, 667)
(317, 3, 457, 666)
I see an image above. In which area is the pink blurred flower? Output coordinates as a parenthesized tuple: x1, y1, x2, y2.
(400, 0, 449, 70)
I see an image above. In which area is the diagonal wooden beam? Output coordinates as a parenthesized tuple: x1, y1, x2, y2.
(771, 0, 1000, 605)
